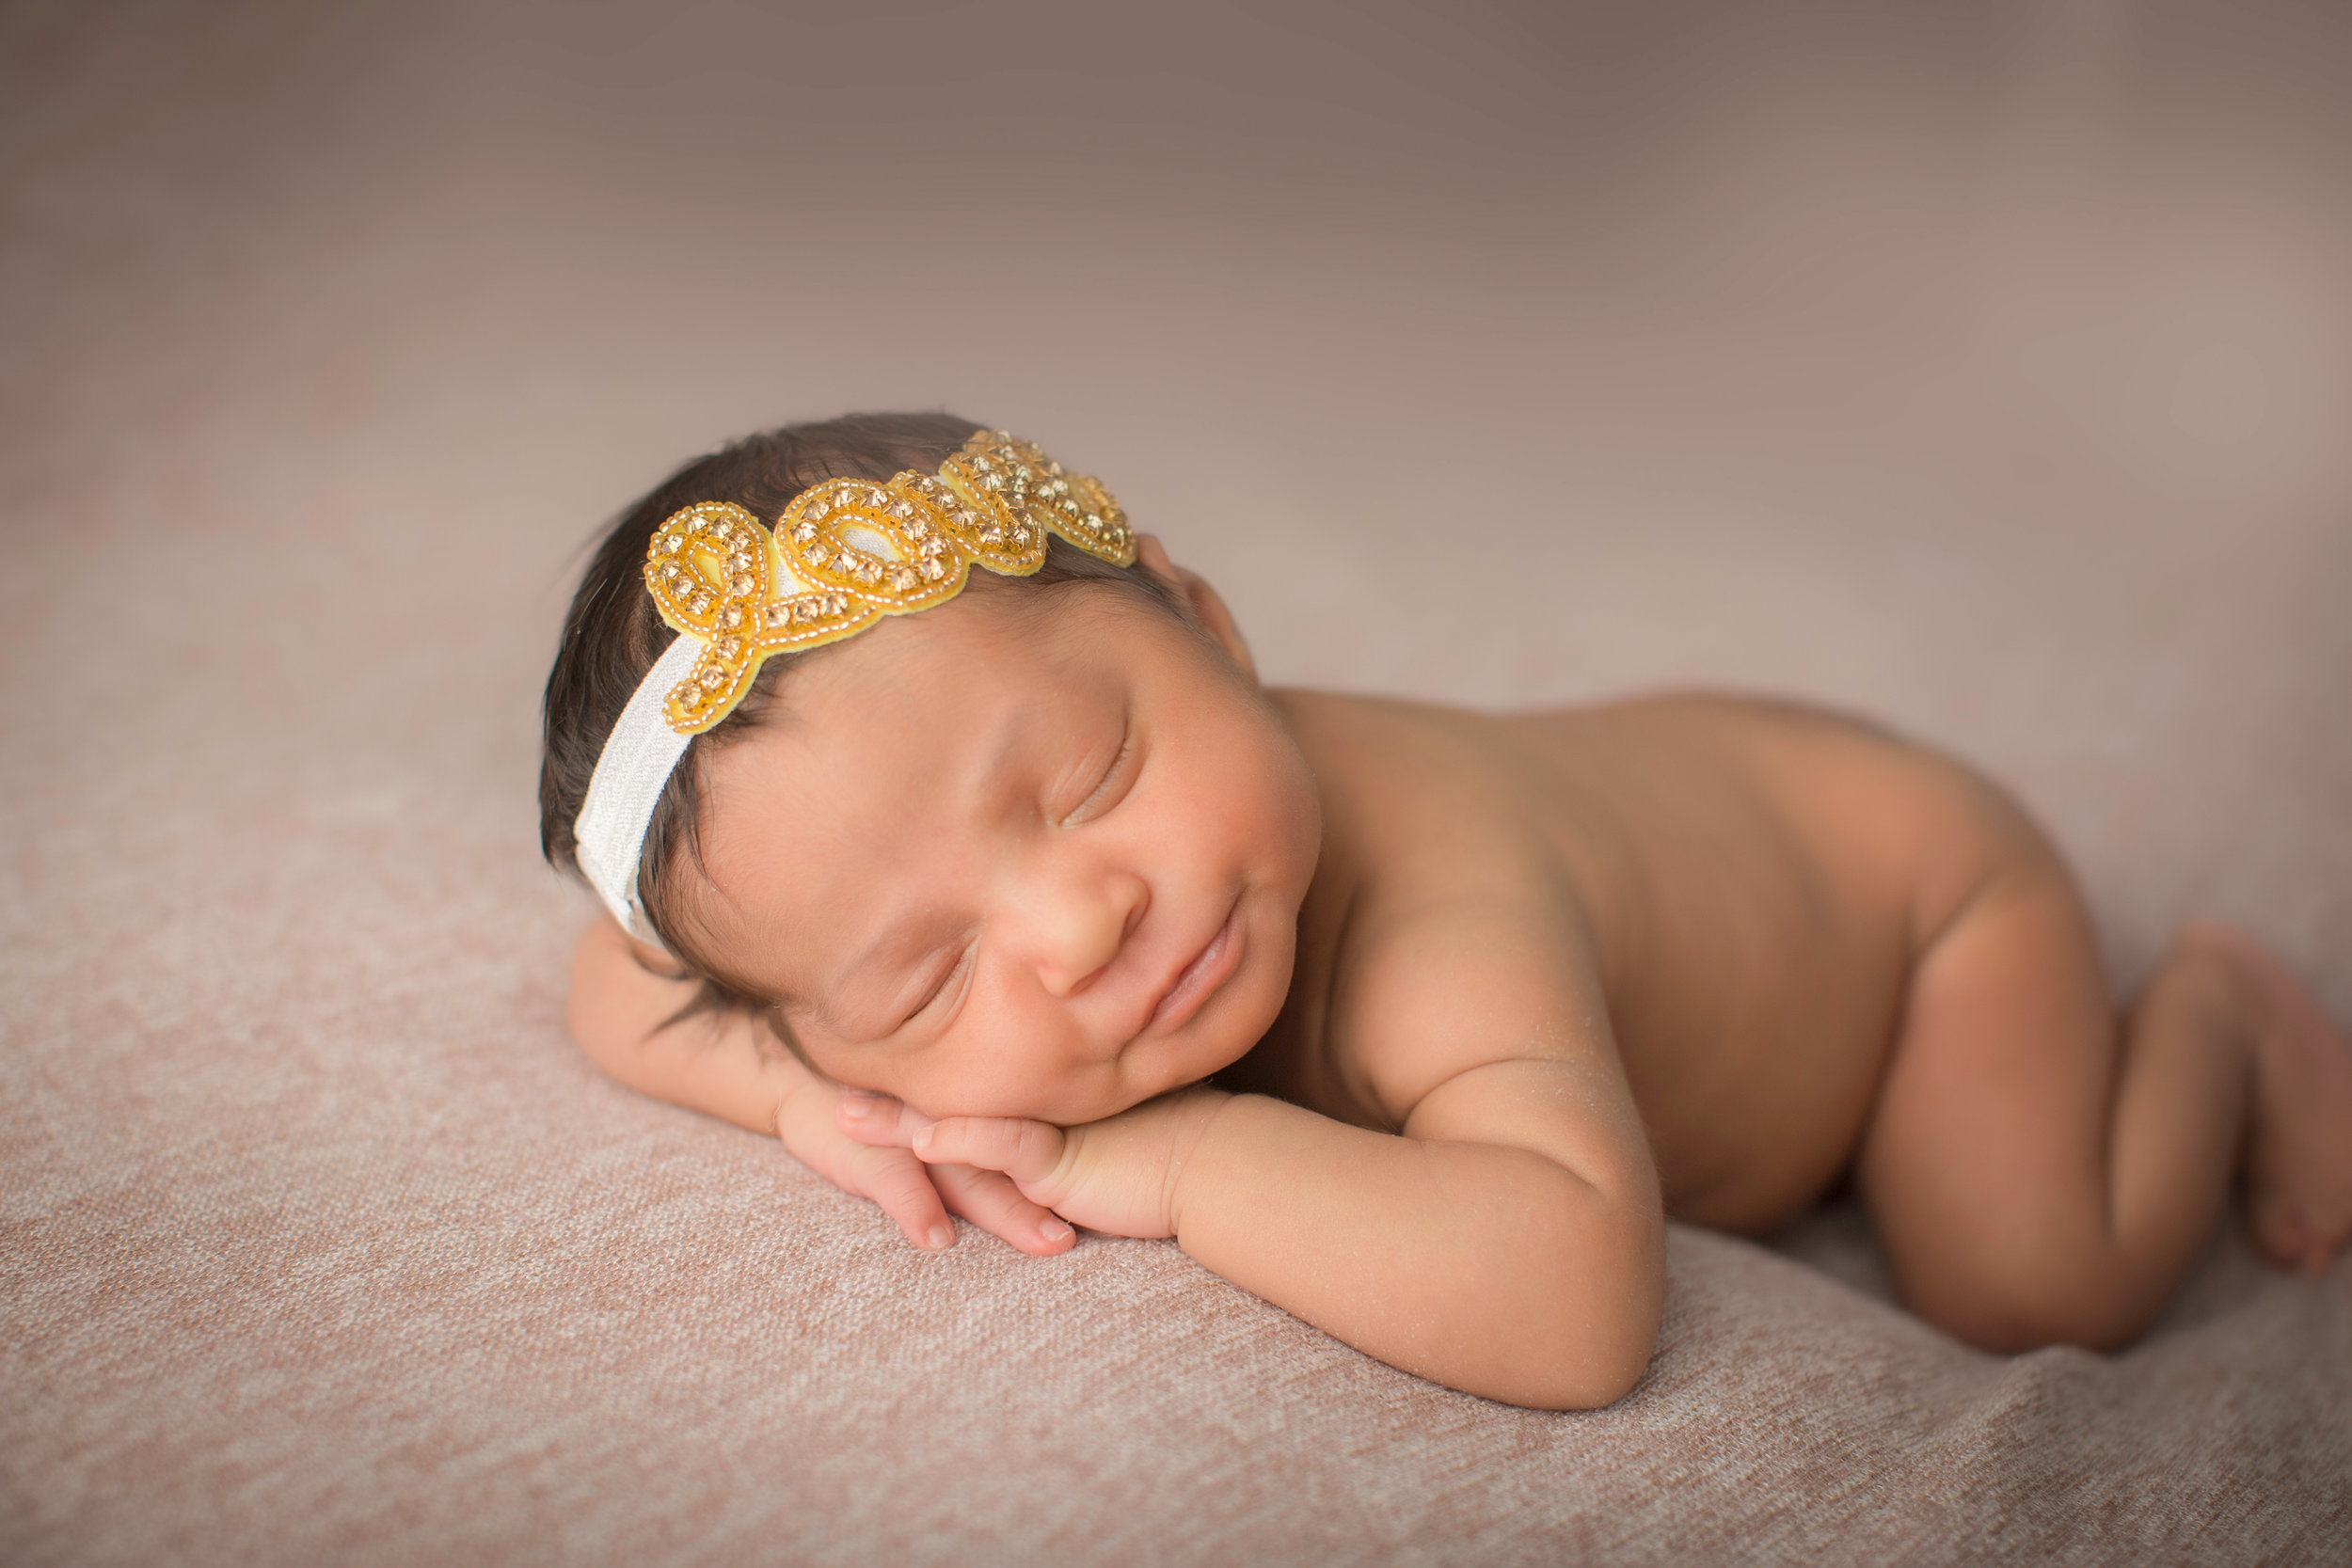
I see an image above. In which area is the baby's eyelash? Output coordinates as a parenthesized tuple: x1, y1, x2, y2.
(907, 942, 973, 1025)
(1065, 722, 1136, 826)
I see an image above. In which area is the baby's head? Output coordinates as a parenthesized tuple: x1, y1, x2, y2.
(540, 413, 1320, 1124)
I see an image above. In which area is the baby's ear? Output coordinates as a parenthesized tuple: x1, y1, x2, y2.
(1136, 534, 1257, 682)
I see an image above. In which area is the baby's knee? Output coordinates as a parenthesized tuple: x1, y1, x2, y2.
(1898, 1234, 2156, 1354)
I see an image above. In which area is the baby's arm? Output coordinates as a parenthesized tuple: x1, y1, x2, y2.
(843, 909, 1665, 1409)
(1191, 1067, 1659, 1409)
(566, 915, 1074, 1257)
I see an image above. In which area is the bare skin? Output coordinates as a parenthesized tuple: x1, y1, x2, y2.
(566, 537, 2352, 1405)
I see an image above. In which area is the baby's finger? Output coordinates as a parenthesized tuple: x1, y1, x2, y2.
(835, 1088, 934, 1149)
(930, 1161, 1075, 1257)
(850, 1143, 957, 1252)
(912, 1116, 1069, 1189)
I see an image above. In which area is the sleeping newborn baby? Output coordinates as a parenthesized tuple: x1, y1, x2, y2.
(540, 412, 2352, 1409)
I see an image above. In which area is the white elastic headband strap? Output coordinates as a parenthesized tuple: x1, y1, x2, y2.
(574, 632, 703, 947)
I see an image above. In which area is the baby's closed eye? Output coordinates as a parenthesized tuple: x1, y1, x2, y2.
(905, 942, 974, 1025)
(1059, 710, 1137, 826)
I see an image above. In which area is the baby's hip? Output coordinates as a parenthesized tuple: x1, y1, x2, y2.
(1682, 692, 2076, 955)
(1591, 698, 2082, 1224)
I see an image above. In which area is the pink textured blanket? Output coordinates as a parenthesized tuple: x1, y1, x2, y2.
(6, 4, 2347, 1562)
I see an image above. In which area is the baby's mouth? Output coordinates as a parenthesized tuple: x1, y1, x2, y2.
(1145, 896, 1244, 1035)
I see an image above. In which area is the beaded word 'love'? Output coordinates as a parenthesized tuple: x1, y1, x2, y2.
(644, 430, 1135, 735)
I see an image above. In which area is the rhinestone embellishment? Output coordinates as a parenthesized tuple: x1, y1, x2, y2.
(641, 431, 1136, 735)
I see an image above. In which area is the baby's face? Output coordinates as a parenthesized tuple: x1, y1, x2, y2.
(687, 552, 1321, 1125)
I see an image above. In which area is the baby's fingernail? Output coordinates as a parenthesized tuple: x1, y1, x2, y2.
(912, 1125, 933, 1151)
(926, 1224, 954, 1251)
(840, 1094, 872, 1119)
(1040, 1218, 1073, 1244)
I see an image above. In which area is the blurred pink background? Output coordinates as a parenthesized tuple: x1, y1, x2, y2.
(6, 7, 2349, 1563)
(8, 1, 2345, 1005)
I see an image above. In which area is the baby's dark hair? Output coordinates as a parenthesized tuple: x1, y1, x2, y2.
(538, 411, 1188, 1038)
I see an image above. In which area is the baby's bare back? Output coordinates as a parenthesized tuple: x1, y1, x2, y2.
(1262, 689, 2019, 1233)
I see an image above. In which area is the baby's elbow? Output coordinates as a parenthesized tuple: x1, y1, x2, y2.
(1435, 1170, 1662, 1409)
(1548, 1307, 1660, 1410)
(1518, 1193, 1665, 1410)
(564, 981, 629, 1078)
(564, 916, 675, 1087)
(1523, 1287, 1661, 1410)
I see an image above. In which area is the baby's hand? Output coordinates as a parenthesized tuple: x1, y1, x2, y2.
(837, 1086, 1232, 1242)
(778, 1073, 1076, 1257)
(564, 914, 1069, 1256)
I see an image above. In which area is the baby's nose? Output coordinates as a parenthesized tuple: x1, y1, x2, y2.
(1027, 869, 1150, 998)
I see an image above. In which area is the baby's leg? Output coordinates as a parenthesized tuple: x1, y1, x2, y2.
(1858, 842, 2352, 1353)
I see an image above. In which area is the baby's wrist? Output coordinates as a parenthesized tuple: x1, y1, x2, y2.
(1165, 1087, 1242, 1236)
(765, 1056, 829, 1140)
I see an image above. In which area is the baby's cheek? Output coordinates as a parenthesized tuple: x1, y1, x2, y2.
(1216, 718, 1320, 895)
(812, 1058, 892, 1101)
(868, 1049, 1045, 1124)
(798, 1037, 922, 1107)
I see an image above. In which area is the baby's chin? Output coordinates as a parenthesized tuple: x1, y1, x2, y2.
(961, 1034, 1255, 1127)
(1061, 1031, 1263, 1124)
(1028, 1080, 1211, 1129)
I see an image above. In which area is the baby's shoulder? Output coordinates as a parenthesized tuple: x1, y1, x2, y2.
(1264, 690, 1617, 1127)
(1273, 689, 1585, 931)
(1269, 689, 1547, 841)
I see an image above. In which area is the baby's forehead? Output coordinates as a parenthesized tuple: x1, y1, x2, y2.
(767, 597, 1120, 767)
(694, 600, 1125, 908)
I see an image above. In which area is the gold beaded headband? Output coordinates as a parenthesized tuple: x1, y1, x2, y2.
(574, 430, 1136, 943)
(647, 429, 1134, 735)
